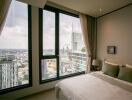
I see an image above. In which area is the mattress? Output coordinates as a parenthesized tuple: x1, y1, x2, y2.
(55, 71, 132, 100)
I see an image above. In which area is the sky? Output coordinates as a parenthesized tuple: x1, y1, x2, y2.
(0, 0, 84, 50)
(43, 10, 83, 50)
(0, 0, 28, 49)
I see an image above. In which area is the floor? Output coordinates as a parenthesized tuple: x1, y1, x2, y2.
(19, 89, 57, 100)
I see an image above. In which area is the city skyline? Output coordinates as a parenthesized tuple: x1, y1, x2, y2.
(0, 49, 29, 90)
(0, 0, 29, 90)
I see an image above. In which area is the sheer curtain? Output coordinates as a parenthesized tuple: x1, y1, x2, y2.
(79, 13, 97, 73)
(79, 13, 91, 73)
(0, 0, 12, 34)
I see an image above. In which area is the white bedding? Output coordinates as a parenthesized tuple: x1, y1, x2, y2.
(55, 71, 132, 100)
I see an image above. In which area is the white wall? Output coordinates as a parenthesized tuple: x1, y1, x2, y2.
(0, 6, 58, 100)
(97, 5, 132, 65)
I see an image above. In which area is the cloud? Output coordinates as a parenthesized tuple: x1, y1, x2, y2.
(0, 1, 28, 49)
(0, 26, 28, 49)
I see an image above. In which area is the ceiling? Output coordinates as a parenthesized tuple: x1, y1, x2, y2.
(48, 0, 132, 17)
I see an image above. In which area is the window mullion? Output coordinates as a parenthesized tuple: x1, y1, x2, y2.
(55, 11, 60, 79)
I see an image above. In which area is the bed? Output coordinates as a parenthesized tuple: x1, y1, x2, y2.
(55, 71, 132, 100)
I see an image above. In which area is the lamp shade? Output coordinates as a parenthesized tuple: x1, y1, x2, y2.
(92, 59, 99, 66)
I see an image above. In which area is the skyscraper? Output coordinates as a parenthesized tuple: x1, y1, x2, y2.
(0, 55, 18, 90)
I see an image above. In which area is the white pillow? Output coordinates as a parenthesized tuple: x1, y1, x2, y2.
(104, 60, 118, 66)
(126, 64, 132, 68)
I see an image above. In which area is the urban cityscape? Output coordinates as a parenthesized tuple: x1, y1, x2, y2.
(0, 1, 87, 89)
(0, 0, 29, 90)
(41, 32, 87, 80)
(0, 32, 87, 89)
(0, 49, 29, 90)
(41, 10, 87, 80)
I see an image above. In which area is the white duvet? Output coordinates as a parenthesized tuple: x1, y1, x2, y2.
(56, 72, 132, 100)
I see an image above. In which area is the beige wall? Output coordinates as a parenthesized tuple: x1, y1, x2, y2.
(0, 6, 58, 100)
(97, 5, 132, 65)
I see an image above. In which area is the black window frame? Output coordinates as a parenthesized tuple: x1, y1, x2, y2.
(0, 4, 32, 94)
(39, 5, 85, 84)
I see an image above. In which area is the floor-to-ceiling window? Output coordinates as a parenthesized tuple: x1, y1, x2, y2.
(59, 13, 87, 76)
(0, 0, 32, 93)
(40, 10, 57, 81)
(39, 6, 87, 83)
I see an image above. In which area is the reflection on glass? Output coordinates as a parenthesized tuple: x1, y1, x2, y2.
(43, 10, 55, 55)
(41, 59, 57, 80)
(0, 0, 29, 90)
(59, 13, 87, 76)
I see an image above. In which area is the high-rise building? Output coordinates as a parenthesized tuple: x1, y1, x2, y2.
(41, 60, 47, 80)
(72, 32, 84, 52)
(71, 31, 87, 72)
(0, 55, 18, 90)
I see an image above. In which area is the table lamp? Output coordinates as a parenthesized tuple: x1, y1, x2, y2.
(92, 59, 100, 71)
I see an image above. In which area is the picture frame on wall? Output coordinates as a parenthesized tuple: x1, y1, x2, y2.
(107, 46, 116, 54)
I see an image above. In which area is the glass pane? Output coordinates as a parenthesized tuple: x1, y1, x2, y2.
(0, 1, 29, 90)
(43, 10, 55, 55)
(41, 59, 57, 80)
(59, 13, 87, 76)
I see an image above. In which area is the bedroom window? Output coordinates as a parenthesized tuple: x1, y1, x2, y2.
(0, 0, 32, 93)
(43, 10, 55, 56)
(39, 9, 57, 81)
(59, 13, 86, 76)
(39, 6, 87, 83)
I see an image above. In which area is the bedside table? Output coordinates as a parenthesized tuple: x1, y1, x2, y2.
(92, 65, 100, 71)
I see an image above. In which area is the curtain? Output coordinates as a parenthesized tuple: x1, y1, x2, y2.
(79, 13, 97, 73)
(87, 16, 97, 71)
(0, 0, 12, 35)
(79, 14, 91, 73)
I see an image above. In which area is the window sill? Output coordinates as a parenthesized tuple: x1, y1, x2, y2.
(40, 71, 85, 84)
